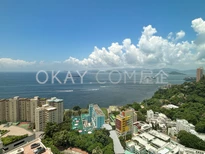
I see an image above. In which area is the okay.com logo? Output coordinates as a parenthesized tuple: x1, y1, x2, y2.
(35, 69, 168, 85)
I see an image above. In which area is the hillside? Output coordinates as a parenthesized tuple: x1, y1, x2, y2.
(142, 76, 205, 133)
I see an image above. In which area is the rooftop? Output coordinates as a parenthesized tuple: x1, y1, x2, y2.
(158, 148, 169, 154)
(93, 104, 104, 116)
(47, 97, 63, 103)
(148, 130, 170, 141)
(139, 132, 155, 141)
(45, 107, 57, 111)
(8, 138, 52, 154)
(151, 138, 167, 148)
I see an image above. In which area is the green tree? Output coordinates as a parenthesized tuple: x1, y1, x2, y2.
(178, 130, 205, 150)
(92, 146, 103, 154)
(73, 106, 81, 111)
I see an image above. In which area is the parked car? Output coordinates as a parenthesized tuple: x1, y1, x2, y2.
(34, 147, 45, 154)
(33, 147, 42, 153)
(31, 143, 40, 149)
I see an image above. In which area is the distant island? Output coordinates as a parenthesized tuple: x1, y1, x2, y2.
(169, 71, 186, 75)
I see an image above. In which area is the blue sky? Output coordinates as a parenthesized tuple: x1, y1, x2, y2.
(0, 0, 205, 70)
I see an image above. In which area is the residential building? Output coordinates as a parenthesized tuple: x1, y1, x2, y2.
(108, 106, 119, 113)
(133, 121, 152, 134)
(115, 108, 137, 136)
(88, 104, 105, 129)
(126, 140, 146, 154)
(30, 96, 40, 123)
(127, 131, 178, 154)
(176, 119, 195, 133)
(7, 138, 52, 154)
(146, 110, 154, 122)
(168, 127, 177, 137)
(35, 104, 57, 131)
(0, 96, 64, 132)
(162, 104, 179, 109)
(8, 96, 19, 122)
(46, 97, 64, 124)
(196, 67, 203, 82)
(0, 99, 7, 122)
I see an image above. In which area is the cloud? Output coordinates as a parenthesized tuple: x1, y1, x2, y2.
(64, 24, 196, 69)
(192, 18, 205, 34)
(2, 18, 205, 71)
(0, 58, 36, 68)
(175, 30, 185, 41)
(167, 30, 185, 41)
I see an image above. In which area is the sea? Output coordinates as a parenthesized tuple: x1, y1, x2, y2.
(0, 69, 196, 109)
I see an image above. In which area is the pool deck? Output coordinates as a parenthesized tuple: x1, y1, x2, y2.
(72, 116, 93, 134)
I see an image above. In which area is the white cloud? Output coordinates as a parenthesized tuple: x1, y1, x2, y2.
(0, 58, 36, 68)
(63, 18, 205, 69)
(192, 18, 205, 34)
(2, 18, 205, 71)
(63, 23, 199, 69)
(175, 30, 185, 40)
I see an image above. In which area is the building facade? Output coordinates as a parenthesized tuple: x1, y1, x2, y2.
(196, 67, 203, 82)
(176, 119, 195, 133)
(88, 104, 105, 129)
(0, 96, 64, 132)
(46, 97, 64, 124)
(115, 108, 137, 136)
(35, 104, 58, 131)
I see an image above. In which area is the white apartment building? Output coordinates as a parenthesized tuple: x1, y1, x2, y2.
(46, 97, 64, 124)
(176, 119, 195, 133)
(146, 110, 154, 122)
(35, 104, 57, 131)
(0, 96, 64, 132)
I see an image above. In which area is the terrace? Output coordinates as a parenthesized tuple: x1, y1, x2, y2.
(72, 116, 93, 134)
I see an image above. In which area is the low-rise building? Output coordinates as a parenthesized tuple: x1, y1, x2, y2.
(133, 121, 152, 134)
(176, 119, 195, 133)
(6, 138, 52, 154)
(162, 104, 179, 110)
(168, 127, 177, 137)
(108, 106, 120, 113)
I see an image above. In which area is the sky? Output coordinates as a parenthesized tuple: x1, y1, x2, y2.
(0, 0, 205, 71)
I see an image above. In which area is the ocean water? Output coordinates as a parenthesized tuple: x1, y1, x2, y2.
(0, 70, 196, 108)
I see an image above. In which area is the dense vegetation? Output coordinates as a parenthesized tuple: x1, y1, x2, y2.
(42, 111, 114, 154)
(2, 134, 28, 146)
(0, 130, 9, 136)
(178, 130, 205, 150)
(101, 108, 108, 119)
(142, 77, 205, 133)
